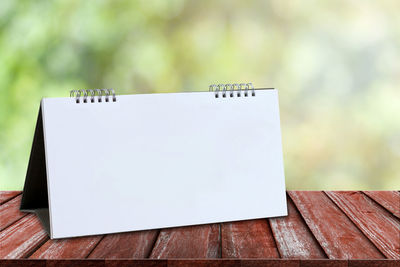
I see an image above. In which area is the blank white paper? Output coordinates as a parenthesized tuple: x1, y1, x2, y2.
(41, 89, 287, 238)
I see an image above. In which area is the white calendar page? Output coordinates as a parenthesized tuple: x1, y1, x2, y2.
(41, 89, 287, 238)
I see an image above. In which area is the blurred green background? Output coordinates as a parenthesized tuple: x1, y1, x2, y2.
(1, 0, 399, 190)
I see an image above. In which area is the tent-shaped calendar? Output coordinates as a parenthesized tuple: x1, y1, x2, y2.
(21, 84, 287, 239)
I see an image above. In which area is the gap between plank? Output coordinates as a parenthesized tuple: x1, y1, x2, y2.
(289, 194, 328, 258)
(278, 193, 328, 259)
(362, 191, 400, 219)
(146, 229, 161, 258)
(267, 218, 281, 258)
(22, 235, 50, 259)
(85, 235, 105, 258)
(0, 192, 22, 206)
(326, 191, 399, 259)
(0, 213, 29, 233)
(322, 191, 387, 259)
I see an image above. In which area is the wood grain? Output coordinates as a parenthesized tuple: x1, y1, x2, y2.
(299, 259, 347, 267)
(0, 214, 48, 259)
(0, 259, 47, 267)
(29, 235, 103, 259)
(46, 259, 105, 267)
(105, 259, 166, 267)
(167, 259, 299, 267)
(221, 219, 279, 258)
(150, 224, 220, 258)
(0, 191, 21, 205)
(1, 191, 398, 262)
(326, 191, 400, 259)
(167, 259, 239, 267)
(288, 191, 384, 259)
(88, 230, 158, 259)
(348, 259, 400, 267)
(240, 259, 299, 267)
(0, 195, 27, 231)
(363, 191, 400, 219)
(1, 259, 400, 267)
(269, 197, 326, 259)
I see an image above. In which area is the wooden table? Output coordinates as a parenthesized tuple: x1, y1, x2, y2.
(1, 191, 399, 267)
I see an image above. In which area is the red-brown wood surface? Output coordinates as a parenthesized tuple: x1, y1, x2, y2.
(1, 259, 399, 267)
(150, 224, 220, 258)
(326, 191, 400, 259)
(0, 191, 20, 205)
(363, 191, 400, 219)
(0, 195, 26, 231)
(347, 259, 400, 267)
(1, 191, 398, 264)
(288, 191, 385, 259)
(29, 235, 103, 259)
(221, 219, 279, 258)
(0, 214, 48, 259)
(88, 230, 158, 259)
(269, 197, 326, 259)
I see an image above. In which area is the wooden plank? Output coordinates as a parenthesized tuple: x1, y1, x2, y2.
(363, 191, 400, 219)
(0, 195, 27, 231)
(240, 259, 299, 267)
(29, 235, 103, 259)
(0, 191, 21, 205)
(299, 259, 347, 267)
(326, 191, 400, 259)
(150, 224, 220, 258)
(1, 259, 399, 267)
(288, 191, 384, 259)
(221, 219, 279, 258)
(0, 259, 46, 267)
(167, 259, 298, 267)
(166, 259, 238, 267)
(0, 259, 301, 267)
(106, 259, 166, 267)
(348, 259, 400, 267)
(88, 230, 158, 259)
(46, 259, 105, 267)
(269, 197, 326, 259)
(0, 214, 48, 259)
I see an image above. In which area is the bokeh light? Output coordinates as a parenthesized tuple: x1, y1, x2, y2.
(1, 0, 399, 190)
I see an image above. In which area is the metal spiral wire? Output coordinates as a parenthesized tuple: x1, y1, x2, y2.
(209, 83, 255, 98)
(70, 89, 116, 103)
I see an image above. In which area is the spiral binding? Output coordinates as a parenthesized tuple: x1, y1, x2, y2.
(70, 89, 116, 103)
(209, 83, 255, 98)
